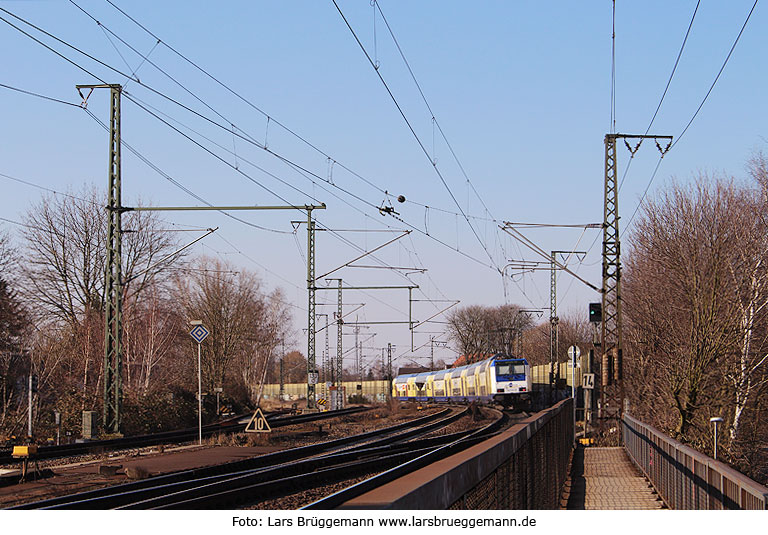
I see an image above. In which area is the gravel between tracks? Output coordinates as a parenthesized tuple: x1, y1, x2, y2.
(245, 473, 381, 509)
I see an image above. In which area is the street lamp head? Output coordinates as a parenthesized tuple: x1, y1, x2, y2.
(710, 417, 723, 460)
(189, 320, 203, 326)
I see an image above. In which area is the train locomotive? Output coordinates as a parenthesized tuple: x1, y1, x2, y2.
(392, 354, 533, 409)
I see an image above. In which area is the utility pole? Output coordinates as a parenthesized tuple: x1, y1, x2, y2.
(430, 336, 435, 370)
(317, 281, 417, 381)
(381, 347, 386, 377)
(326, 278, 343, 387)
(103, 85, 123, 436)
(337, 281, 343, 387)
(306, 209, 318, 410)
(387, 343, 393, 398)
(324, 314, 331, 386)
(549, 251, 558, 400)
(315, 313, 330, 398)
(279, 340, 285, 401)
(381, 348, 386, 397)
(354, 319, 362, 393)
(27, 374, 34, 439)
(77, 83, 124, 436)
(359, 340, 364, 393)
(550, 250, 586, 399)
(78, 82, 324, 432)
(601, 133, 671, 420)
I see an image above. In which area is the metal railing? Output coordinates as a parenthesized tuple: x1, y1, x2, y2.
(622, 414, 768, 509)
(452, 398, 573, 509)
(329, 398, 573, 509)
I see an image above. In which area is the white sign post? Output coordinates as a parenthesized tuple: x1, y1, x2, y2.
(189, 322, 209, 445)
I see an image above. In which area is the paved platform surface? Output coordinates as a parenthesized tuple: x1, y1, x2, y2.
(564, 447, 665, 510)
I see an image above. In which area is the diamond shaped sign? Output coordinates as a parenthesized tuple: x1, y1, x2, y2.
(189, 324, 209, 344)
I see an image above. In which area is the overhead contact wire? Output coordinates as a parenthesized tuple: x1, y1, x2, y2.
(3, 4, 479, 310)
(622, 0, 758, 236)
(97, 1, 500, 275)
(374, 1, 496, 222)
(331, 0, 500, 272)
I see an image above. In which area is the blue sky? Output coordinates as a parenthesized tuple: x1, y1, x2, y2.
(0, 1, 765, 370)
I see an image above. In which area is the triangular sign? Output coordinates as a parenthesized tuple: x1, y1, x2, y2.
(244, 407, 271, 433)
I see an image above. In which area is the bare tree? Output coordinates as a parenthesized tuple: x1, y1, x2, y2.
(624, 176, 743, 440)
(123, 284, 184, 397)
(19, 187, 179, 325)
(238, 288, 291, 405)
(13, 187, 182, 432)
(175, 257, 290, 406)
(724, 155, 768, 445)
(447, 304, 533, 361)
(267, 351, 307, 383)
(556, 313, 593, 359)
(0, 228, 18, 278)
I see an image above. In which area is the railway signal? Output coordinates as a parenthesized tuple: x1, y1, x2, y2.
(245, 408, 271, 433)
(589, 302, 602, 323)
(189, 324, 209, 344)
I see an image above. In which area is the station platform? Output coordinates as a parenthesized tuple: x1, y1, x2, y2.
(563, 446, 665, 510)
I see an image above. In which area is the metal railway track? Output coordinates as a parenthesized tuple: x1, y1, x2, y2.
(160, 408, 507, 510)
(303, 408, 509, 509)
(119, 429, 474, 509)
(9, 407, 462, 509)
(0, 406, 368, 465)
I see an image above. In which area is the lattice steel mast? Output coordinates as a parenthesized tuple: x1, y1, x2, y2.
(306, 208, 318, 409)
(104, 85, 123, 435)
(550, 250, 585, 395)
(549, 251, 558, 396)
(76, 83, 125, 436)
(601, 133, 671, 417)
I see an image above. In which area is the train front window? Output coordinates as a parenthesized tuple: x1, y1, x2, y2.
(496, 362, 525, 376)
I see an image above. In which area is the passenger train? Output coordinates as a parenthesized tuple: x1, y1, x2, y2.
(392, 354, 533, 409)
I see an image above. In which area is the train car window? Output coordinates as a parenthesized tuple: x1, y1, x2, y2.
(466, 374, 476, 395)
(451, 377, 462, 396)
(496, 362, 526, 375)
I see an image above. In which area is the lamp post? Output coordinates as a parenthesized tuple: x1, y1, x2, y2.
(710, 417, 724, 460)
(189, 320, 209, 446)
